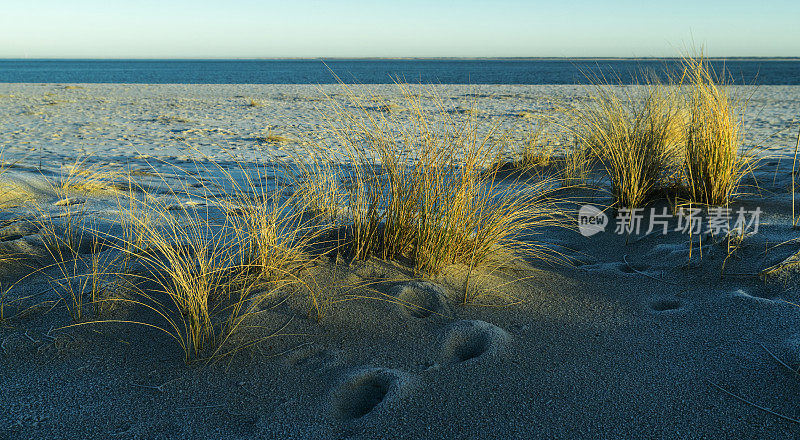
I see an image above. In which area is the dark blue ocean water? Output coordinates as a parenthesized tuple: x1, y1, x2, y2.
(0, 58, 798, 85)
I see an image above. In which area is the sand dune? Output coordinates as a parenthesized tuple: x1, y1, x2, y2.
(0, 83, 799, 439)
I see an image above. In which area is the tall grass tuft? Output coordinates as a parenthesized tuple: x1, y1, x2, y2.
(117, 189, 237, 357)
(247, 98, 264, 107)
(109, 159, 320, 360)
(567, 77, 683, 208)
(311, 84, 566, 277)
(681, 55, 750, 206)
(209, 159, 324, 318)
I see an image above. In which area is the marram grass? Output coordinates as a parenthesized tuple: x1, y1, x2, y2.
(107, 161, 321, 360)
(39, 158, 325, 361)
(566, 77, 684, 209)
(32, 160, 125, 322)
(563, 56, 755, 209)
(680, 55, 752, 206)
(309, 83, 568, 278)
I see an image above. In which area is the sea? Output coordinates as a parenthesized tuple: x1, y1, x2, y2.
(0, 58, 798, 85)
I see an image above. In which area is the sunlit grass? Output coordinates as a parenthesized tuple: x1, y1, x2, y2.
(91, 158, 324, 360)
(566, 75, 684, 209)
(309, 83, 568, 279)
(680, 55, 753, 206)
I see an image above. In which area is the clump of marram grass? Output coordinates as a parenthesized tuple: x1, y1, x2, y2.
(519, 131, 555, 168)
(310, 83, 567, 278)
(680, 55, 752, 206)
(206, 159, 324, 295)
(100, 159, 323, 360)
(291, 161, 347, 224)
(14, 153, 324, 361)
(53, 158, 122, 198)
(111, 186, 243, 359)
(566, 77, 684, 209)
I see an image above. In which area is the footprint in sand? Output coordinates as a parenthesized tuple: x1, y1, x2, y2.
(391, 281, 451, 319)
(440, 320, 510, 364)
(727, 289, 780, 305)
(649, 298, 683, 313)
(331, 368, 413, 420)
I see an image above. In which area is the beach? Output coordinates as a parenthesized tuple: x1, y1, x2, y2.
(1, 83, 798, 160)
(1, 82, 800, 439)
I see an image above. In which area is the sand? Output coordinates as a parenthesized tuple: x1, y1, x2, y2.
(0, 83, 799, 439)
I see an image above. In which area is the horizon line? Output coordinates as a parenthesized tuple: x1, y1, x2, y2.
(2, 56, 799, 61)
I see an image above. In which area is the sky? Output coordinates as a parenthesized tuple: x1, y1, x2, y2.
(1, 0, 798, 58)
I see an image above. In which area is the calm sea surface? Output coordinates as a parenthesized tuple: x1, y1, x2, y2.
(0, 59, 798, 85)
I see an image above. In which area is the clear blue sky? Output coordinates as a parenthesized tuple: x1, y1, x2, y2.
(1, 0, 798, 58)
